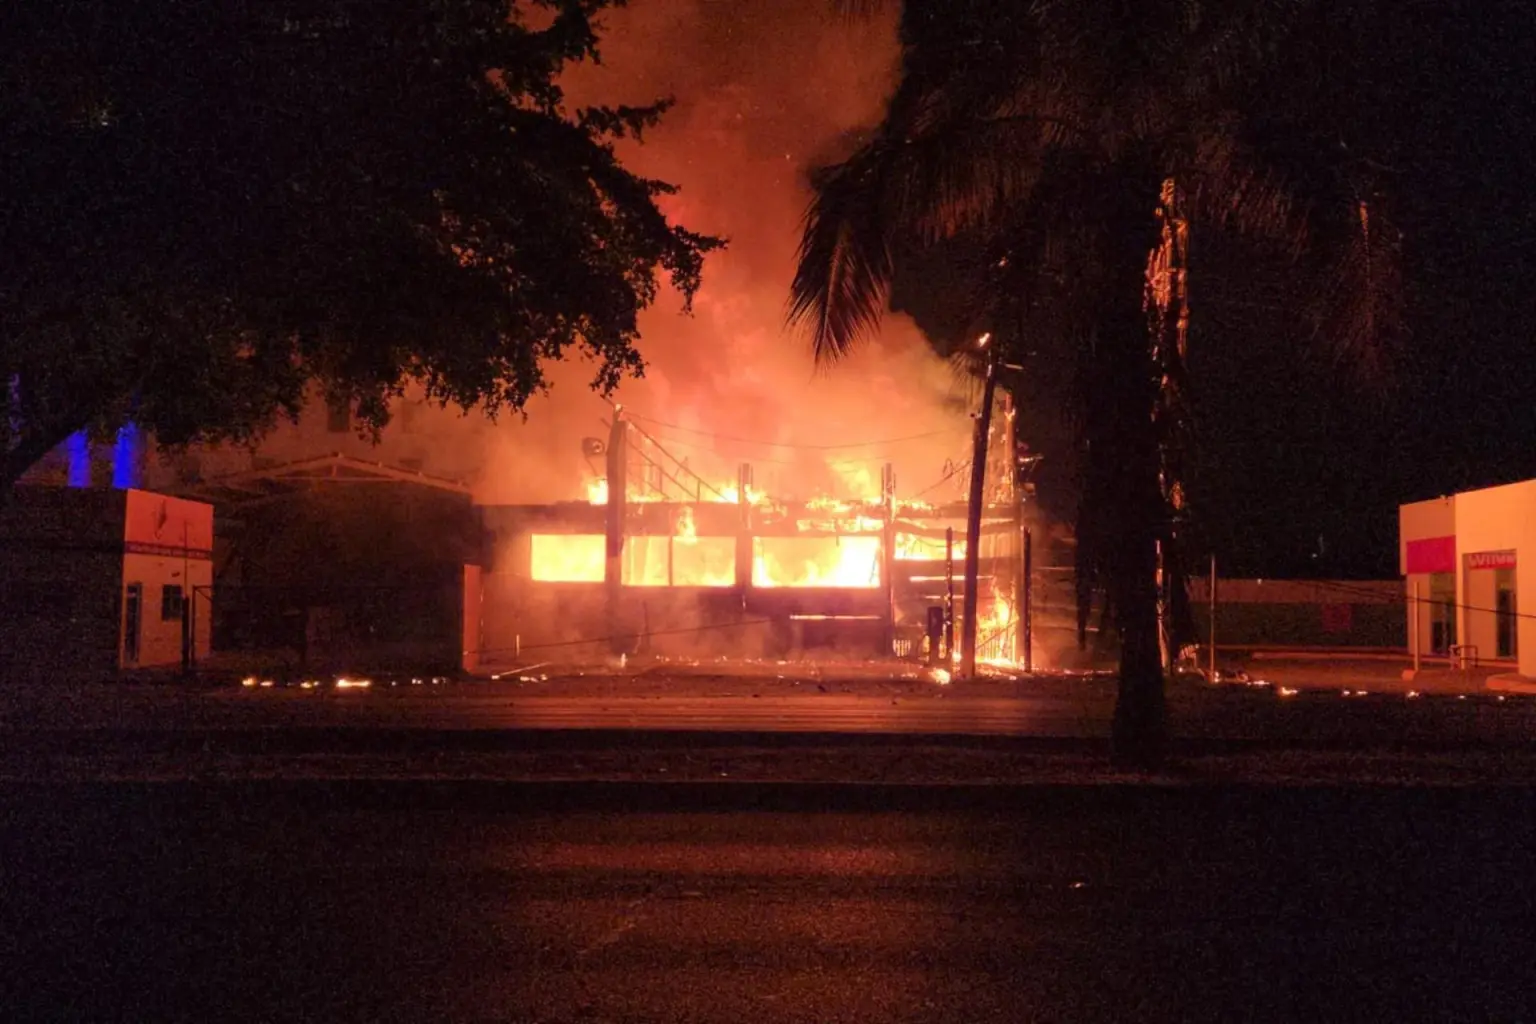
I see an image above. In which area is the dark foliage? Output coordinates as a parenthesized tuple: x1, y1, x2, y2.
(0, 0, 722, 487)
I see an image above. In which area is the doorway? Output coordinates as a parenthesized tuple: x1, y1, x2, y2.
(123, 583, 142, 666)
(1429, 572, 1456, 655)
(1496, 568, 1517, 659)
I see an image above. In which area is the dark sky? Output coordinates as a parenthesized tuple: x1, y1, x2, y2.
(893, 1, 1536, 580)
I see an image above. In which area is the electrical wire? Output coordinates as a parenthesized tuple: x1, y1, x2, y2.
(907, 460, 972, 501)
(1298, 577, 1536, 623)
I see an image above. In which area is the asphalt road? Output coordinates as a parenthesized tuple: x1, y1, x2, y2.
(5, 783, 1535, 1022)
(7, 672, 1536, 745)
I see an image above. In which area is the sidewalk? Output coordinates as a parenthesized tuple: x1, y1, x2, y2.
(1237, 653, 1503, 696)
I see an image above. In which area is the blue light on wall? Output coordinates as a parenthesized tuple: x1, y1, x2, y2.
(66, 432, 92, 488)
(112, 422, 143, 489)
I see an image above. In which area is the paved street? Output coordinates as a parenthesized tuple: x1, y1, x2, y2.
(5, 783, 1535, 1022)
(6, 665, 1536, 785)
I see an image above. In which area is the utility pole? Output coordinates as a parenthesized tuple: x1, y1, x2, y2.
(1021, 527, 1033, 672)
(180, 521, 192, 677)
(1410, 579, 1421, 674)
(881, 463, 896, 657)
(604, 410, 629, 656)
(960, 339, 998, 679)
(1208, 554, 1217, 683)
(944, 527, 955, 662)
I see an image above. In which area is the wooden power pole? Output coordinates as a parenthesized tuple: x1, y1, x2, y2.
(960, 350, 999, 679)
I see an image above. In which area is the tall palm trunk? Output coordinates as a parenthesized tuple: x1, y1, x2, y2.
(1089, 168, 1169, 768)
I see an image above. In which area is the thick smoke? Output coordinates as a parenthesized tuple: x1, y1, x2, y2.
(468, 0, 973, 505)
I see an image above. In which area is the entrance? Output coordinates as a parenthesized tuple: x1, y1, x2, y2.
(1496, 568, 1517, 659)
(123, 583, 142, 666)
(1429, 572, 1456, 655)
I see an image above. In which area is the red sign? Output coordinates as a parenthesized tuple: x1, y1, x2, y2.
(1465, 550, 1517, 571)
(1405, 536, 1456, 574)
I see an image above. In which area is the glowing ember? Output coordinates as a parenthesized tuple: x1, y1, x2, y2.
(587, 477, 608, 505)
(753, 536, 880, 588)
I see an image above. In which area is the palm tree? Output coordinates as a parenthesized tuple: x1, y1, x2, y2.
(789, 0, 1399, 766)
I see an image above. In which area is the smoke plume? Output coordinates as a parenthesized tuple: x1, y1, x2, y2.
(467, 0, 973, 505)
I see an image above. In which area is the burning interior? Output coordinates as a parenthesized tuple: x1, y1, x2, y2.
(478, 397, 1037, 670)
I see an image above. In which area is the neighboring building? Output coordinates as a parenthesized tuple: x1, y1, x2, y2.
(0, 487, 213, 680)
(1187, 578, 1405, 650)
(19, 392, 486, 677)
(1400, 481, 1531, 673)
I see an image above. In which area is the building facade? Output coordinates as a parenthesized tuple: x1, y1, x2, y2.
(1400, 481, 1533, 674)
(0, 487, 213, 679)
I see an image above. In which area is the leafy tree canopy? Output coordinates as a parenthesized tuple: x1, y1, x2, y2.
(0, 0, 722, 486)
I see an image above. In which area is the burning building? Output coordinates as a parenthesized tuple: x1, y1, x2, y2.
(477, 395, 1034, 670)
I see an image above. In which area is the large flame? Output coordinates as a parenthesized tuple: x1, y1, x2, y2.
(753, 536, 881, 588)
(526, 531, 884, 588)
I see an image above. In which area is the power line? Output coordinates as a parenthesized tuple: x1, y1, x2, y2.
(1303, 577, 1536, 623)
(908, 460, 972, 500)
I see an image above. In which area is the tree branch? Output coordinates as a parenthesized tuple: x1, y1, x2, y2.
(2, 420, 91, 494)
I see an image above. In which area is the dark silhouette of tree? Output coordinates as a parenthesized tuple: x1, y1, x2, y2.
(0, 0, 722, 489)
(790, 0, 1400, 766)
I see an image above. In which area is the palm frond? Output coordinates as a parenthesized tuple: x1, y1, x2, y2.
(787, 151, 897, 362)
(1315, 193, 1405, 381)
(1183, 128, 1307, 257)
(895, 112, 1055, 241)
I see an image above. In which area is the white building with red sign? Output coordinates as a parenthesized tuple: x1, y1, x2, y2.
(1400, 480, 1533, 675)
(0, 486, 213, 679)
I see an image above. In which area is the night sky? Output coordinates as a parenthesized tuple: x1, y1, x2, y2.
(892, 1, 1536, 580)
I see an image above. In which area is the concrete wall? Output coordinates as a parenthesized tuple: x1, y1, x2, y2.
(1448, 480, 1536, 674)
(119, 552, 212, 667)
(1187, 579, 1404, 649)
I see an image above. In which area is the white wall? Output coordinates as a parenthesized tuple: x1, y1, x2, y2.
(120, 553, 213, 667)
(1449, 480, 1536, 674)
